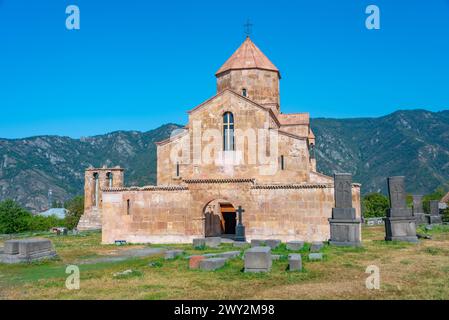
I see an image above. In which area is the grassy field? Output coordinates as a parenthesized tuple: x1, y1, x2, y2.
(0, 225, 449, 300)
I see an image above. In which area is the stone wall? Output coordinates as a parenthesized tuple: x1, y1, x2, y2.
(78, 167, 124, 231)
(157, 90, 315, 186)
(100, 181, 361, 244)
(216, 69, 280, 108)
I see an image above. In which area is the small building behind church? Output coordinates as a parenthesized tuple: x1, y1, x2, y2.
(78, 37, 361, 244)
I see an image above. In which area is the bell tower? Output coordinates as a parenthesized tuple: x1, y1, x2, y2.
(215, 37, 281, 113)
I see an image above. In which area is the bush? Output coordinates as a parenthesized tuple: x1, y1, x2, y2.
(27, 215, 65, 232)
(0, 199, 33, 234)
(64, 196, 84, 229)
(362, 193, 389, 218)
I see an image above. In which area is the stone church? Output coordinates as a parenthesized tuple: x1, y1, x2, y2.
(78, 37, 361, 244)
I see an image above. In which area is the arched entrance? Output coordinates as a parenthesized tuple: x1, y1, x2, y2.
(204, 199, 237, 238)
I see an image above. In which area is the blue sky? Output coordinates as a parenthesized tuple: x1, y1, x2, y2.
(0, 0, 448, 138)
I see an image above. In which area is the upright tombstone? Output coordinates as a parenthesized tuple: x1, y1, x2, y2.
(428, 200, 442, 225)
(412, 195, 426, 225)
(328, 173, 361, 246)
(235, 206, 246, 242)
(384, 177, 418, 242)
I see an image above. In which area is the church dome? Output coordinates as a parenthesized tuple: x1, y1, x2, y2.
(215, 37, 280, 78)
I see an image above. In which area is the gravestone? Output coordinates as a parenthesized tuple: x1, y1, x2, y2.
(205, 237, 221, 248)
(286, 241, 304, 251)
(265, 239, 281, 249)
(164, 250, 184, 260)
(233, 241, 249, 248)
(428, 200, 442, 225)
(308, 253, 323, 261)
(310, 242, 324, 252)
(412, 195, 426, 225)
(0, 239, 57, 264)
(199, 258, 227, 271)
(235, 206, 246, 242)
(328, 173, 362, 246)
(218, 251, 241, 259)
(244, 247, 272, 273)
(384, 176, 418, 242)
(189, 256, 205, 269)
(193, 238, 206, 248)
(251, 239, 266, 247)
(288, 254, 302, 271)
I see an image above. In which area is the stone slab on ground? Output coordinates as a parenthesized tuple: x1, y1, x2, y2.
(199, 258, 227, 271)
(205, 237, 221, 248)
(265, 239, 281, 249)
(164, 250, 184, 260)
(218, 251, 241, 259)
(308, 253, 323, 261)
(244, 246, 272, 273)
(78, 247, 165, 265)
(189, 256, 206, 269)
(251, 239, 266, 247)
(288, 254, 302, 271)
(0, 239, 57, 264)
(310, 242, 324, 252)
(233, 242, 249, 248)
(193, 238, 206, 248)
(286, 241, 304, 251)
(271, 254, 282, 261)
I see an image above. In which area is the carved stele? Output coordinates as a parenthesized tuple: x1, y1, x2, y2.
(329, 173, 361, 247)
(412, 195, 426, 224)
(384, 176, 418, 242)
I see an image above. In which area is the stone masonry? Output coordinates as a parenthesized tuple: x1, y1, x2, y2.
(80, 37, 362, 244)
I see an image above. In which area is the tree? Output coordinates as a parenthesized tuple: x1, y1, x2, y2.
(362, 193, 389, 218)
(0, 199, 32, 234)
(64, 196, 84, 229)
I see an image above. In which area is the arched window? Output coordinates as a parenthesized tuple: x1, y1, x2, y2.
(106, 172, 113, 188)
(242, 88, 247, 97)
(93, 172, 99, 207)
(223, 112, 235, 151)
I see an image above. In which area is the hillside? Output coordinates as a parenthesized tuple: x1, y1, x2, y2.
(1, 110, 448, 213)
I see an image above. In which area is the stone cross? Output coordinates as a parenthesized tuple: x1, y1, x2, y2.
(412, 195, 424, 214)
(387, 176, 407, 209)
(244, 19, 253, 37)
(236, 206, 245, 225)
(334, 173, 353, 209)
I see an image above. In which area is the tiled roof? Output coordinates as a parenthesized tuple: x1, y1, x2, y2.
(442, 191, 449, 203)
(216, 37, 279, 76)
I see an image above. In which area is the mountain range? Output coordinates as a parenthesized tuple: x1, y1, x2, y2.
(1, 109, 448, 213)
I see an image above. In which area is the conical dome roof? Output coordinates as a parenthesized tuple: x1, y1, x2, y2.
(216, 37, 280, 77)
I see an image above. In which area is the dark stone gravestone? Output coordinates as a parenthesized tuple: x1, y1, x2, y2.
(235, 206, 246, 242)
(384, 177, 418, 242)
(328, 173, 361, 246)
(427, 200, 442, 225)
(412, 195, 426, 225)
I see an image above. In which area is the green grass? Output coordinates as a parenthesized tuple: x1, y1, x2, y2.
(1, 226, 449, 300)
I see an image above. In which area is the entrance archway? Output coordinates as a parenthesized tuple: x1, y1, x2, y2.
(204, 199, 236, 238)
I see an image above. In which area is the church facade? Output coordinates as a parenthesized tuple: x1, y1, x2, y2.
(78, 37, 361, 244)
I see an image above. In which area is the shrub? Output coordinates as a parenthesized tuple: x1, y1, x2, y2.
(28, 215, 65, 232)
(64, 196, 84, 229)
(362, 193, 389, 218)
(0, 199, 33, 234)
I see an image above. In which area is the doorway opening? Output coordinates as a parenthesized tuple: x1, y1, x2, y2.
(204, 200, 236, 238)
